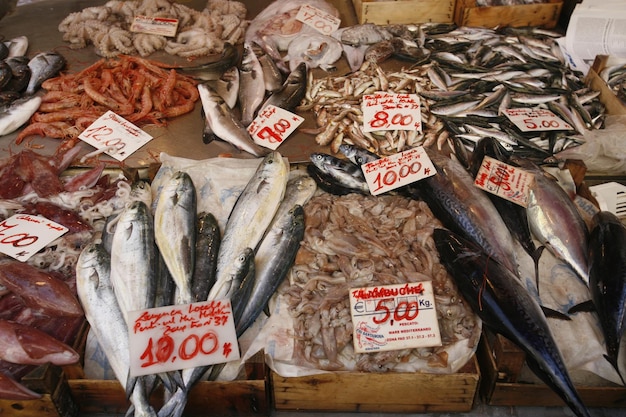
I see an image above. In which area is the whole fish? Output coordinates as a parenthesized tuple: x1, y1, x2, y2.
(0, 319, 79, 365)
(511, 156, 589, 285)
(24, 51, 65, 95)
(339, 143, 380, 165)
(198, 83, 267, 157)
(433, 228, 590, 417)
(206, 66, 239, 109)
(4, 36, 28, 58)
(154, 171, 197, 306)
(0, 259, 83, 317)
(236, 204, 305, 335)
(209, 151, 288, 301)
(0, 95, 41, 136)
(261, 62, 307, 113)
(404, 148, 519, 276)
(251, 41, 283, 93)
(309, 152, 370, 195)
(587, 211, 626, 384)
(178, 42, 238, 81)
(191, 211, 221, 303)
(110, 201, 158, 324)
(76, 242, 157, 417)
(238, 42, 266, 126)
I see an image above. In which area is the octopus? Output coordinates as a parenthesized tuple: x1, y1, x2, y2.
(279, 191, 481, 374)
(58, 0, 248, 58)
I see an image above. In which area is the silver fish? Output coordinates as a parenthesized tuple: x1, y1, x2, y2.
(178, 42, 238, 81)
(110, 201, 158, 325)
(310, 152, 370, 195)
(251, 41, 283, 93)
(0, 95, 41, 136)
(260, 62, 307, 113)
(154, 171, 197, 305)
(209, 151, 288, 301)
(25, 51, 65, 95)
(238, 42, 266, 126)
(198, 83, 267, 157)
(206, 66, 239, 109)
(191, 211, 221, 303)
(4, 35, 28, 58)
(284, 33, 343, 71)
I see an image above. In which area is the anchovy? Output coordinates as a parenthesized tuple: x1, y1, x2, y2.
(154, 171, 197, 305)
(0, 95, 41, 136)
(25, 51, 65, 95)
(251, 41, 283, 93)
(433, 228, 590, 417)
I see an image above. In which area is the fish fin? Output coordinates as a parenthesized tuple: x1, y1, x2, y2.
(541, 306, 572, 321)
(604, 354, 626, 386)
(567, 300, 595, 315)
(532, 246, 545, 295)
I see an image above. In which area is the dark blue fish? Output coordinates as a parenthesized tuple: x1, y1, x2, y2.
(433, 228, 590, 417)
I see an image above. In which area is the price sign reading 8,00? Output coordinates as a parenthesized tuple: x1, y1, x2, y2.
(139, 331, 219, 368)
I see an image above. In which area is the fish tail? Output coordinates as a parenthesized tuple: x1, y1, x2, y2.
(532, 246, 546, 295)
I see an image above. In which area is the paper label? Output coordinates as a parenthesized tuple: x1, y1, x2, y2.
(128, 300, 239, 377)
(504, 108, 572, 132)
(130, 15, 179, 37)
(79, 111, 153, 161)
(248, 105, 304, 150)
(0, 214, 68, 261)
(296, 4, 340, 36)
(349, 282, 441, 354)
(362, 146, 435, 195)
(362, 93, 422, 133)
(474, 156, 534, 207)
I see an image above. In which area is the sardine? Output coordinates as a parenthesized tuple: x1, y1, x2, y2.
(24, 51, 65, 95)
(587, 211, 626, 384)
(198, 83, 267, 157)
(110, 201, 158, 324)
(238, 42, 266, 126)
(209, 151, 288, 300)
(0, 95, 41, 136)
(434, 228, 591, 417)
(154, 171, 197, 305)
(260, 62, 307, 113)
(340, 23, 393, 47)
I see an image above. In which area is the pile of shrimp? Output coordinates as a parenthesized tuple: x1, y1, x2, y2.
(16, 55, 199, 145)
(280, 191, 481, 373)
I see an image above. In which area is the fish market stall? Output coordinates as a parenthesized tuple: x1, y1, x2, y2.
(1, 0, 626, 416)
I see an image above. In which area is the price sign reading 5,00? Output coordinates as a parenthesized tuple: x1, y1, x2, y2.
(362, 93, 422, 133)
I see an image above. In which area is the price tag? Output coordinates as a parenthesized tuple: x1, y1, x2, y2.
(362, 146, 435, 196)
(128, 300, 239, 377)
(504, 108, 572, 132)
(130, 15, 179, 37)
(474, 156, 534, 207)
(349, 282, 441, 354)
(79, 111, 153, 161)
(0, 214, 68, 261)
(362, 92, 422, 133)
(295, 4, 340, 36)
(248, 105, 304, 150)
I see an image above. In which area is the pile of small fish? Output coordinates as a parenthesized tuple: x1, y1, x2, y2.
(600, 62, 626, 106)
(77, 151, 317, 416)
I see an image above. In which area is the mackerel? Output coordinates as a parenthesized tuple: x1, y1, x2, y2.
(191, 212, 221, 303)
(154, 171, 197, 306)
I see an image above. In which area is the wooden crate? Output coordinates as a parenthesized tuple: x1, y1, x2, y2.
(271, 355, 480, 413)
(0, 364, 78, 417)
(585, 55, 626, 116)
(478, 330, 626, 408)
(351, 0, 455, 25)
(454, 0, 563, 28)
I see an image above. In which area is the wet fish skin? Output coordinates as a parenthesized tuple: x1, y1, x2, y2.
(191, 212, 221, 303)
(587, 211, 626, 384)
(206, 65, 239, 109)
(251, 41, 283, 93)
(178, 43, 238, 81)
(260, 62, 307, 113)
(154, 171, 197, 306)
(433, 228, 591, 417)
(238, 42, 266, 126)
(339, 143, 380, 165)
(309, 152, 370, 195)
(25, 51, 65, 95)
(340, 23, 392, 47)
(0, 372, 41, 400)
(3, 56, 31, 93)
(0, 95, 41, 136)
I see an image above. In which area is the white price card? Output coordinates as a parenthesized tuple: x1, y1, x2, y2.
(79, 111, 153, 161)
(349, 282, 441, 354)
(0, 214, 68, 261)
(362, 146, 435, 196)
(504, 108, 572, 132)
(362, 92, 422, 133)
(296, 4, 340, 36)
(248, 105, 304, 150)
(130, 15, 179, 37)
(474, 156, 534, 207)
(128, 300, 240, 377)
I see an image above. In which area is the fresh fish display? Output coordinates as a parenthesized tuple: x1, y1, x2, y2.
(198, 82, 267, 157)
(238, 42, 266, 126)
(190, 212, 221, 303)
(154, 171, 197, 305)
(0, 95, 40, 136)
(178, 43, 239, 81)
(283, 33, 343, 71)
(24, 51, 65, 96)
(209, 151, 288, 301)
(260, 62, 307, 113)
(586, 211, 626, 384)
(205, 65, 239, 109)
(340, 23, 393, 47)
(309, 152, 370, 195)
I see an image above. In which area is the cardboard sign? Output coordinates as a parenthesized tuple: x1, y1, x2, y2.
(504, 108, 572, 132)
(362, 146, 435, 195)
(362, 93, 422, 133)
(248, 105, 304, 150)
(0, 214, 68, 261)
(474, 156, 534, 207)
(130, 16, 179, 37)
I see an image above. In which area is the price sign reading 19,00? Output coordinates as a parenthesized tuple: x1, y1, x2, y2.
(362, 93, 422, 133)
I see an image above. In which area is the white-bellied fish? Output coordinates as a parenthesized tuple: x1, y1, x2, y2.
(25, 51, 65, 95)
(0, 95, 41, 136)
(260, 62, 307, 113)
(206, 65, 239, 109)
(238, 42, 265, 126)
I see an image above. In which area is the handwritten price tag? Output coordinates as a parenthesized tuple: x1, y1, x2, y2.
(504, 108, 572, 132)
(79, 111, 153, 161)
(349, 282, 441, 354)
(130, 15, 179, 37)
(362, 146, 435, 196)
(474, 156, 534, 207)
(248, 105, 304, 150)
(362, 93, 422, 133)
(0, 214, 68, 261)
(296, 4, 340, 36)
(128, 300, 239, 377)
